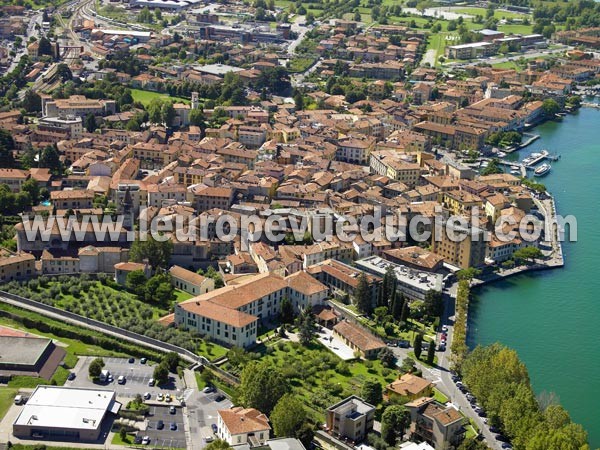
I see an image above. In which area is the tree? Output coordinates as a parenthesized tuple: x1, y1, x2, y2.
(85, 113, 97, 133)
(414, 333, 423, 360)
(542, 99, 561, 118)
(40, 145, 63, 174)
(391, 292, 403, 321)
(147, 97, 164, 124)
(38, 36, 52, 56)
(361, 379, 383, 406)
(279, 297, 294, 323)
(238, 361, 288, 414)
(126, 269, 147, 297)
(88, 357, 105, 378)
(22, 178, 40, 205)
(378, 347, 396, 368)
(55, 64, 72, 82)
(271, 394, 308, 438)
(400, 298, 410, 324)
(129, 235, 173, 271)
(400, 357, 416, 374)
(0, 130, 15, 168)
(513, 246, 543, 264)
(153, 362, 170, 385)
(298, 308, 316, 346)
(293, 91, 304, 111)
(381, 405, 410, 445)
(457, 267, 481, 281)
(426, 339, 436, 365)
(354, 10, 362, 21)
(119, 427, 128, 443)
(163, 352, 180, 373)
(161, 101, 175, 126)
(423, 290, 443, 318)
(205, 440, 231, 450)
(189, 108, 206, 128)
(354, 273, 372, 314)
(22, 90, 42, 113)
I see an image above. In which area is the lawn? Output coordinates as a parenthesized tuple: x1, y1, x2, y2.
(250, 340, 398, 421)
(197, 339, 228, 361)
(131, 89, 190, 106)
(0, 387, 18, 421)
(433, 387, 449, 404)
(287, 57, 317, 73)
(452, 7, 530, 20)
(111, 432, 133, 446)
(174, 289, 194, 303)
(497, 23, 534, 35)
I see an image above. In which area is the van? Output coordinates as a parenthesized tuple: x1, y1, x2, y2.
(14, 395, 23, 405)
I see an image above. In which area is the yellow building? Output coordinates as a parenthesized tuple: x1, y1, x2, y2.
(431, 221, 487, 269)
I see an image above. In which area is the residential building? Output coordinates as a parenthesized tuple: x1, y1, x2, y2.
(43, 95, 116, 119)
(405, 397, 465, 450)
(114, 262, 151, 286)
(385, 374, 433, 401)
(430, 221, 487, 269)
(217, 407, 270, 446)
(50, 190, 95, 210)
(0, 250, 36, 283)
(325, 396, 376, 442)
(0, 169, 29, 192)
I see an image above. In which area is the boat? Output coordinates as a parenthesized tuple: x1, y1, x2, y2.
(531, 152, 542, 158)
(510, 165, 520, 170)
(510, 170, 521, 175)
(534, 163, 551, 177)
(497, 151, 506, 158)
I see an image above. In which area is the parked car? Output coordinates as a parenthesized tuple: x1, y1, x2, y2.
(157, 393, 164, 401)
(140, 358, 147, 364)
(142, 436, 150, 445)
(157, 420, 164, 430)
(442, 325, 448, 332)
(202, 386, 215, 394)
(67, 372, 76, 381)
(496, 435, 509, 442)
(215, 394, 225, 402)
(165, 394, 172, 402)
(143, 392, 151, 400)
(170, 406, 176, 414)
(128, 357, 135, 363)
(134, 435, 143, 444)
(211, 424, 218, 434)
(148, 378, 155, 386)
(170, 423, 177, 431)
(117, 375, 126, 385)
(501, 444, 512, 450)
(489, 426, 501, 434)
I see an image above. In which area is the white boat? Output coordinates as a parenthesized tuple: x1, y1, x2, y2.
(531, 152, 542, 158)
(510, 165, 519, 170)
(510, 170, 521, 175)
(534, 163, 551, 176)
(497, 151, 506, 158)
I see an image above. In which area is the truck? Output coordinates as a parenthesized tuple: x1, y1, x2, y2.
(99, 369, 110, 383)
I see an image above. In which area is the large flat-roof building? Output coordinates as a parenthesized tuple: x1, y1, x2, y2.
(13, 386, 121, 441)
(0, 335, 66, 382)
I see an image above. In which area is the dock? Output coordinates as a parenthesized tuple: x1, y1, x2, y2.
(524, 150, 549, 168)
(581, 102, 600, 109)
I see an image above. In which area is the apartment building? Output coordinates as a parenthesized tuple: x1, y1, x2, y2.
(0, 250, 35, 283)
(325, 396, 376, 442)
(50, 190, 95, 210)
(430, 221, 487, 269)
(369, 151, 422, 188)
(0, 169, 29, 193)
(217, 407, 270, 446)
(405, 397, 465, 450)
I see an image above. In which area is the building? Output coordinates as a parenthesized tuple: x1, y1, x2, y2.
(43, 95, 116, 119)
(382, 247, 444, 272)
(114, 262, 151, 285)
(78, 246, 129, 273)
(405, 397, 465, 450)
(0, 168, 29, 192)
(37, 116, 83, 140)
(0, 250, 36, 283)
(445, 42, 495, 60)
(217, 407, 270, 446)
(169, 265, 215, 295)
(13, 386, 121, 441)
(325, 396, 375, 442)
(355, 257, 443, 301)
(50, 189, 95, 210)
(332, 320, 386, 359)
(385, 374, 433, 401)
(369, 151, 422, 188)
(0, 334, 66, 382)
(430, 221, 487, 269)
(175, 272, 328, 347)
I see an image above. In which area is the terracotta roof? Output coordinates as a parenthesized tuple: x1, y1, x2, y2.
(285, 271, 328, 296)
(386, 373, 432, 397)
(169, 265, 207, 286)
(180, 300, 257, 328)
(333, 320, 385, 352)
(114, 262, 146, 271)
(218, 407, 270, 435)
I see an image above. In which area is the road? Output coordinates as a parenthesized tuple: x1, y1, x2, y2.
(388, 284, 506, 450)
(288, 15, 309, 56)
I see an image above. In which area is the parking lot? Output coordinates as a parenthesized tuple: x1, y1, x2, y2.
(137, 405, 186, 449)
(68, 356, 184, 398)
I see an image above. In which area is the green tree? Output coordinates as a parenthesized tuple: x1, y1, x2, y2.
(129, 235, 173, 271)
(85, 113, 97, 133)
(22, 178, 40, 205)
(0, 130, 16, 168)
(205, 440, 231, 450)
(381, 405, 410, 445)
(38, 36, 52, 56)
(297, 308, 316, 346)
(163, 352, 180, 372)
(126, 269, 147, 296)
(22, 90, 42, 112)
(238, 361, 288, 414)
(391, 292, 403, 321)
(161, 101, 175, 126)
(513, 246, 543, 264)
(426, 339, 435, 365)
(271, 394, 308, 438)
(423, 290, 443, 318)
(279, 297, 294, 323)
(378, 347, 396, 368)
(542, 99, 561, 118)
(189, 108, 206, 127)
(40, 145, 62, 174)
(361, 379, 383, 406)
(88, 357, 105, 378)
(293, 91, 304, 111)
(153, 362, 170, 385)
(147, 97, 164, 124)
(414, 333, 423, 360)
(119, 427, 128, 443)
(354, 272, 372, 314)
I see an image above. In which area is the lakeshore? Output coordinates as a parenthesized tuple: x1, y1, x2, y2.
(468, 107, 600, 448)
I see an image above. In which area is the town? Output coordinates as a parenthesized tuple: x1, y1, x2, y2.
(0, 0, 597, 449)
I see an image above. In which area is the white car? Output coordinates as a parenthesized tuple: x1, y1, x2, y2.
(157, 393, 164, 401)
(142, 436, 151, 445)
(143, 392, 151, 400)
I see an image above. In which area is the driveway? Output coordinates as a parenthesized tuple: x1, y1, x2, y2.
(316, 327, 356, 360)
(139, 405, 186, 449)
(184, 384, 233, 450)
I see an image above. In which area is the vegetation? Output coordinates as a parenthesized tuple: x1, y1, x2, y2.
(450, 280, 471, 371)
(236, 360, 288, 415)
(461, 343, 588, 449)
(270, 394, 314, 446)
(380, 405, 410, 445)
(0, 387, 19, 421)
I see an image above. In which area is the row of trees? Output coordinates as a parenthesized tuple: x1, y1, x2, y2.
(450, 280, 470, 371)
(461, 343, 589, 449)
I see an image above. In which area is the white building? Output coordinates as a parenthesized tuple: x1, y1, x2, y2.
(217, 407, 270, 446)
(13, 386, 120, 441)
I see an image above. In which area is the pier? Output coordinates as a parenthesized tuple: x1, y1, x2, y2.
(581, 102, 600, 109)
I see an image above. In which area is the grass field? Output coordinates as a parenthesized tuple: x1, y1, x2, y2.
(497, 23, 534, 35)
(452, 7, 530, 20)
(0, 388, 18, 421)
(174, 289, 194, 303)
(287, 57, 317, 73)
(131, 89, 189, 106)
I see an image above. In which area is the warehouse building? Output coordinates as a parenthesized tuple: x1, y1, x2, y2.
(13, 386, 121, 441)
